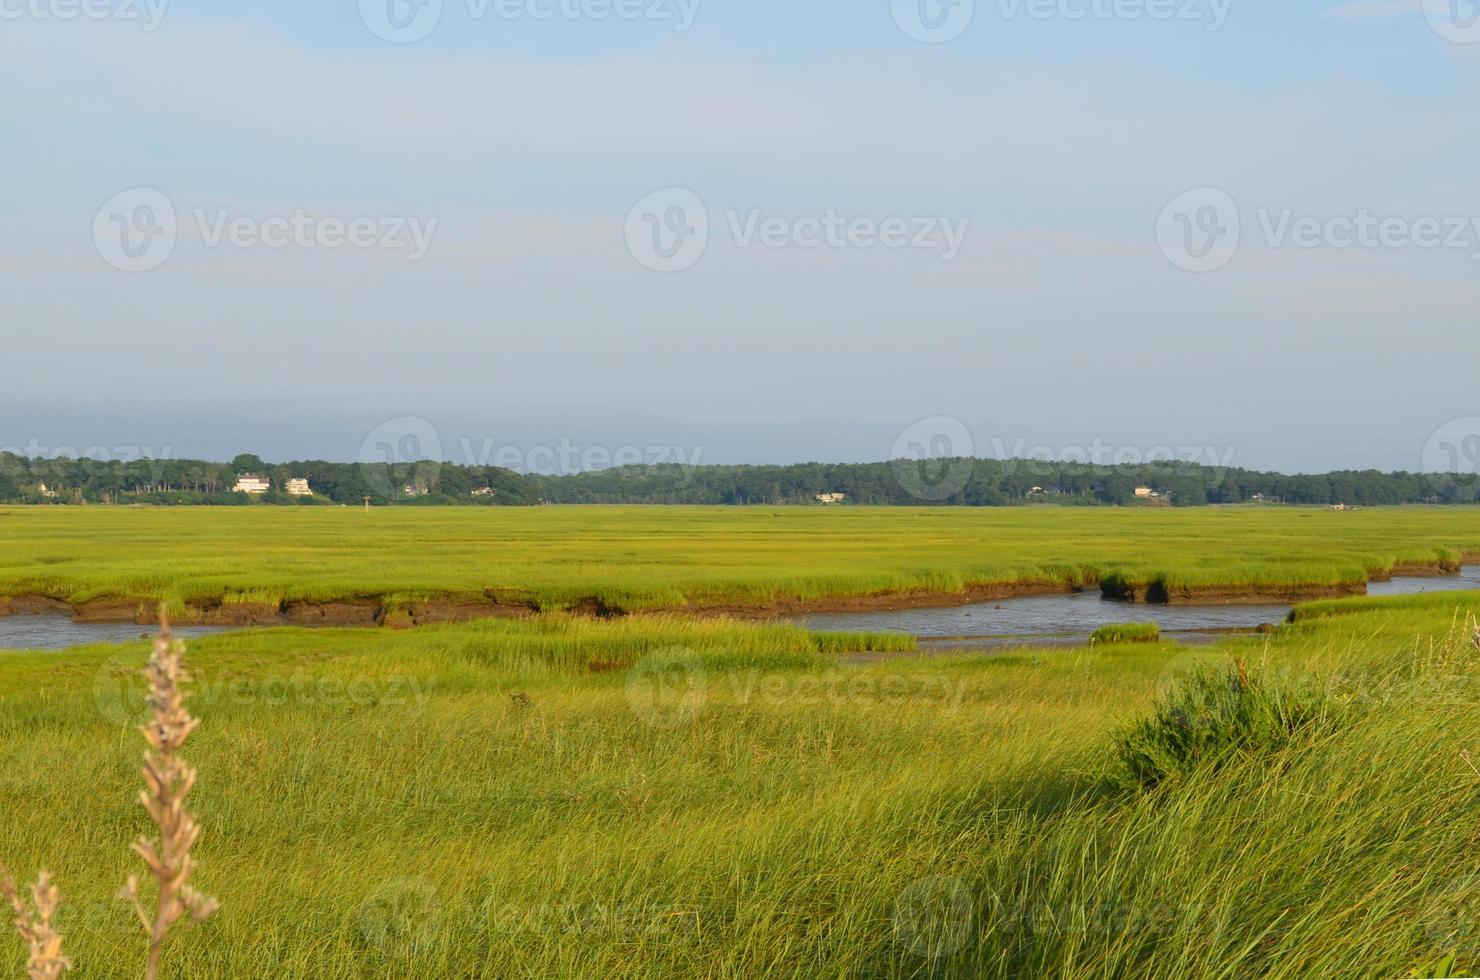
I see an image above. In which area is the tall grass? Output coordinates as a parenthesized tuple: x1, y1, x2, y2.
(809, 631, 919, 654)
(1, 597, 1479, 975)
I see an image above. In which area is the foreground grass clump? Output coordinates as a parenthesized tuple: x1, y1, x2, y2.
(1113, 658, 1338, 787)
(3, 597, 1480, 976)
(1090, 622, 1161, 646)
(809, 631, 919, 654)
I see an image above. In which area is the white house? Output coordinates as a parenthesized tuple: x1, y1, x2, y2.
(816, 492, 846, 504)
(1134, 486, 1158, 499)
(402, 484, 430, 498)
(232, 474, 270, 494)
(470, 486, 495, 497)
(37, 483, 57, 499)
(285, 478, 313, 497)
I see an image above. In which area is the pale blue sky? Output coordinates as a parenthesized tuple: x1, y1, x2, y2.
(3, 0, 1478, 472)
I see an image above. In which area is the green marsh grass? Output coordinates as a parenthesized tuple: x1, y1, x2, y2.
(1, 593, 1478, 976)
(1089, 622, 1161, 646)
(809, 631, 919, 654)
(1291, 588, 1480, 623)
(1, 506, 1478, 613)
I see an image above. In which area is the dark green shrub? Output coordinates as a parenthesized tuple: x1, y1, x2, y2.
(1115, 660, 1338, 788)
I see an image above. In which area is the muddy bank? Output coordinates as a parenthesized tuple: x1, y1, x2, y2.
(566, 596, 627, 619)
(4, 593, 538, 629)
(2, 582, 1083, 626)
(1373, 559, 1463, 580)
(690, 581, 1080, 619)
(1, 595, 73, 617)
(381, 598, 538, 629)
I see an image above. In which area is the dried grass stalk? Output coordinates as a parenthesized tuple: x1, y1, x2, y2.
(1, 867, 71, 980)
(119, 610, 218, 980)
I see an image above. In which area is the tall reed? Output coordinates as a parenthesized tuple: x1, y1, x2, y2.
(118, 611, 218, 980)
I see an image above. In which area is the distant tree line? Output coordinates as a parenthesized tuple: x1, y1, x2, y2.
(0, 453, 1475, 507)
(525, 459, 1480, 507)
(0, 453, 537, 506)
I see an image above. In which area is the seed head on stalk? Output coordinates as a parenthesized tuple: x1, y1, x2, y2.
(118, 609, 218, 980)
(1, 867, 70, 980)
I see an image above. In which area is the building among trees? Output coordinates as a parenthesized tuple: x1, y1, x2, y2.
(232, 474, 270, 494)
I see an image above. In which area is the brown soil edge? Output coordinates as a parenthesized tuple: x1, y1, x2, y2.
(0, 594, 538, 628)
(0, 557, 1471, 626)
(691, 581, 1076, 619)
(1371, 558, 1464, 580)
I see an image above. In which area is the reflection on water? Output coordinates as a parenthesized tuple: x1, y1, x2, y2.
(795, 592, 1291, 642)
(0, 617, 239, 652)
(796, 566, 1480, 642)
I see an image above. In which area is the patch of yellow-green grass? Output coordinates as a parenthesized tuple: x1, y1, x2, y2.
(0, 506, 1477, 614)
(1090, 622, 1161, 646)
(1290, 589, 1480, 623)
(809, 631, 920, 654)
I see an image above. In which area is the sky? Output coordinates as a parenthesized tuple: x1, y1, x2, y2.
(3, 0, 1480, 475)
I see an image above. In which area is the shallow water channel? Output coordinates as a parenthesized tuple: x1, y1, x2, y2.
(790, 566, 1480, 649)
(0, 619, 236, 651)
